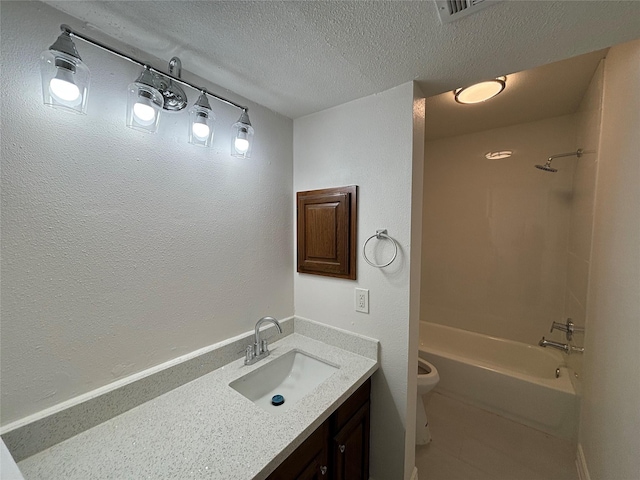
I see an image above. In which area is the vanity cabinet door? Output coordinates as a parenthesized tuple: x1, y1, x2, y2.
(331, 401, 370, 480)
(297, 451, 329, 480)
(267, 378, 371, 480)
(267, 422, 328, 480)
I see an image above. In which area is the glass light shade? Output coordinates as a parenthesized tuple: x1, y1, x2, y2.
(40, 50, 90, 114)
(454, 77, 506, 104)
(231, 111, 254, 158)
(126, 82, 163, 133)
(188, 106, 215, 147)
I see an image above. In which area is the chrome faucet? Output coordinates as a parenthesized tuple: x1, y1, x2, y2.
(539, 337, 570, 353)
(244, 316, 283, 365)
(538, 337, 584, 354)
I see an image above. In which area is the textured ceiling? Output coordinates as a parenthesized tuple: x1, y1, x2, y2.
(43, 1, 640, 119)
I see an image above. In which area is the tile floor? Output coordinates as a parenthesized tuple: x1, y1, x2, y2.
(415, 392, 579, 480)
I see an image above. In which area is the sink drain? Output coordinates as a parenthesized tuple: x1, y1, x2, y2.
(271, 394, 285, 406)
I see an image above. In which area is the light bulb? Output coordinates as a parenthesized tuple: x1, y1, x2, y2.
(49, 78, 80, 102)
(192, 122, 210, 140)
(133, 102, 156, 125)
(49, 66, 82, 106)
(234, 137, 249, 153)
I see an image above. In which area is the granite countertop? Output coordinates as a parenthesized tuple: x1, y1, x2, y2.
(17, 332, 379, 479)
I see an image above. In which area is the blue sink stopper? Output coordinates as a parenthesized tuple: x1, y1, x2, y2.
(271, 394, 285, 406)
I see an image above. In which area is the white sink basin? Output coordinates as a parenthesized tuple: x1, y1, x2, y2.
(230, 349, 339, 414)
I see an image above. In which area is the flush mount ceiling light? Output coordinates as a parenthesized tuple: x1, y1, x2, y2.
(40, 25, 254, 156)
(485, 150, 513, 160)
(454, 76, 506, 104)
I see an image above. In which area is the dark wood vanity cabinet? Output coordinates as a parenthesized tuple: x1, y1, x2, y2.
(266, 378, 371, 480)
(267, 422, 329, 479)
(331, 401, 370, 480)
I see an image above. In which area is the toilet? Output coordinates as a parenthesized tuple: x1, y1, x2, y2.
(416, 357, 440, 445)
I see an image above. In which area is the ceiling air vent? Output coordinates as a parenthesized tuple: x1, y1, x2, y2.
(435, 0, 500, 24)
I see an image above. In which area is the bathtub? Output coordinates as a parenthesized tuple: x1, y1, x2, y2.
(419, 321, 578, 439)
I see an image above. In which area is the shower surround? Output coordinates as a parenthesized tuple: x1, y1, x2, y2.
(422, 114, 579, 346)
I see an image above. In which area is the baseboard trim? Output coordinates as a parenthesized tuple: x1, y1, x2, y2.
(576, 443, 591, 480)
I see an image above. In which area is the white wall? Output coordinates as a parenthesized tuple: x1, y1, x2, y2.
(578, 39, 640, 480)
(422, 115, 578, 345)
(563, 61, 604, 383)
(294, 83, 422, 480)
(0, 1, 294, 425)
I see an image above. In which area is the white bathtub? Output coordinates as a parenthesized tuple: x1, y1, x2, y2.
(419, 321, 578, 439)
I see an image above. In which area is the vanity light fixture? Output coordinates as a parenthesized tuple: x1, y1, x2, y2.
(189, 92, 216, 147)
(231, 110, 254, 158)
(126, 67, 164, 133)
(40, 30, 90, 114)
(455, 76, 507, 104)
(40, 25, 254, 156)
(485, 150, 513, 160)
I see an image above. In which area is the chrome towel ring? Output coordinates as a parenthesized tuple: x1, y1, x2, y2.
(363, 229, 398, 268)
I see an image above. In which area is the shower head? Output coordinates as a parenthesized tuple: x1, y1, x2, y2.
(535, 149, 583, 173)
(535, 163, 558, 172)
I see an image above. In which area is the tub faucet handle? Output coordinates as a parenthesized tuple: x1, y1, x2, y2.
(550, 318, 584, 341)
(550, 320, 570, 333)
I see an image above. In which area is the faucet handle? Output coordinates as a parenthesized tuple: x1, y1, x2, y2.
(261, 339, 269, 355)
(550, 321, 568, 333)
(550, 318, 584, 341)
(244, 345, 254, 364)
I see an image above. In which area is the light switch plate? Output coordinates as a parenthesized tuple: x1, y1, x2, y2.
(355, 288, 369, 313)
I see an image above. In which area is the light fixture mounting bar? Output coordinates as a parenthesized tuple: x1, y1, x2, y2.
(59, 24, 247, 112)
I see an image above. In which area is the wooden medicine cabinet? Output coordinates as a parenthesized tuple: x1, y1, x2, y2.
(296, 185, 357, 280)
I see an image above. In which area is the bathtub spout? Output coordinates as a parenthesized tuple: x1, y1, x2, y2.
(538, 337, 570, 354)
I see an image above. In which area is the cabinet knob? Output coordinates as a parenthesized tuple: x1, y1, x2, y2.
(339, 444, 346, 453)
(320, 466, 327, 475)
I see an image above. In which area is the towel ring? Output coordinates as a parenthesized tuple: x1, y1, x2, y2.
(363, 229, 398, 268)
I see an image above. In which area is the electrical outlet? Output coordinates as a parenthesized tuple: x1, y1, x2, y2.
(355, 288, 369, 313)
